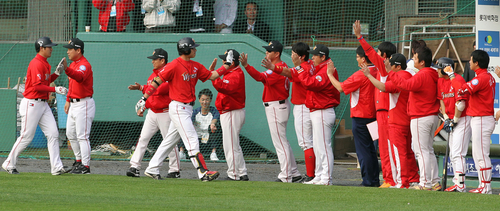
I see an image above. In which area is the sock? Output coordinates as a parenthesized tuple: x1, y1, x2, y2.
(304, 148, 315, 178)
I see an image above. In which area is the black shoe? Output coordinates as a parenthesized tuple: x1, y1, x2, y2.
(3, 167, 19, 174)
(126, 167, 140, 177)
(275, 178, 283, 182)
(166, 172, 180, 178)
(292, 175, 303, 183)
(145, 172, 164, 180)
(303, 175, 314, 183)
(222, 177, 236, 181)
(66, 161, 81, 173)
(240, 175, 249, 181)
(200, 171, 220, 182)
(71, 165, 90, 174)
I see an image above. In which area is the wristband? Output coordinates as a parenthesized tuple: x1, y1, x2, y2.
(216, 66, 230, 76)
(357, 36, 363, 40)
(140, 85, 144, 91)
(274, 65, 284, 74)
(141, 96, 147, 101)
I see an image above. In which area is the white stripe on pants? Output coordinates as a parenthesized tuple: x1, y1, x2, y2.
(66, 97, 95, 166)
(221, 109, 247, 180)
(129, 110, 179, 172)
(410, 115, 439, 188)
(310, 108, 335, 185)
(2, 98, 63, 174)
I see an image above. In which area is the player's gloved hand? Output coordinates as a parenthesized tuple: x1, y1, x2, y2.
(135, 97, 147, 116)
(443, 119, 456, 133)
(224, 50, 233, 66)
(443, 66, 454, 78)
(55, 58, 66, 75)
(54, 86, 68, 95)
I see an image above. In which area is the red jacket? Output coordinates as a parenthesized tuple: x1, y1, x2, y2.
(212, 66, 246, 113)
(245, 61, 290, 102)
(24, 54, 58, 100)
(391, 67, 440, 119)
(144, 68, 171, 113)
(93, 0, 134, 32)
(438, 74, 468, 118)
(340, 66, 376, 118)
(458, 68, 495, 116)
(385, 70, 413, 126)
(290, 60, 314, 105)
(65, 56, 93, 101)
(359, 37, 389, 111)
(297, 59, 340, 111)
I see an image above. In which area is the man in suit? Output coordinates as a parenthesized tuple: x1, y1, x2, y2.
(234, 2, 270, 42)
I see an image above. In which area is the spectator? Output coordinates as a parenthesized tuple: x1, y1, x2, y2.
(176, 0, 215, 33)
(179, 89, 222, 161)
(234, 2, 270, 42)
(93, 0, 135, 32)
(142, 0, 180, 33)
(214, 0, 237, 33)
(462, 41, 476, 82)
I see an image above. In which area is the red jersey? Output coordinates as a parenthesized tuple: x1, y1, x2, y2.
(459, 68, 495, 116)
(212, 66, 246, 113)
(385, 70, 413, 126)
(297, 59, 340, 111)
(245, 61, 290, 102)
(391, 67, 439, 119)
(359, 37, 389, 111)
(92, 0, 134, 32)
(23, 54, 58, 100)
(340, 67, 376, 118)
(65, 56, 93, 101)
(158, 57, 212, 103)
(437, 74, 468, 118)
(290, 60, 315, 105)
(143, 68, 171, 113)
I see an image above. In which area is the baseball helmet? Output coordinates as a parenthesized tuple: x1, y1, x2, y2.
(177, 37, 200, 55)
(35, 37, 57, 52)
(432, 57, 454, 69)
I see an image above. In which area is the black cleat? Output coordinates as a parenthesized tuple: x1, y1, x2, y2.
(126, 167, 140, 177)
(200, 171, 220, 182)
(3, 167, 19, 174)
(66, 161, 81, 173)
(71, 165, 90, 174)
(166, 172, 180, 178)
(303, 175, 314, 183)
(145, 172, 164, 180)
(240, 175, 249, 181)
(292, 175, 304, 183)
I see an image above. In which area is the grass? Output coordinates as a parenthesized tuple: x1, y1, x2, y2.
(0, 172, 498, 210)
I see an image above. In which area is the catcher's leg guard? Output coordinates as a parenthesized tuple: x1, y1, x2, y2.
(190, 152, 208, 174)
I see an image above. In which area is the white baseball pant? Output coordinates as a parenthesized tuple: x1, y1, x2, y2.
(146, 101, 206, 178)
(293, 104, 313, 151)
(471, 116, 495, 190)
(129, 110, 179, 173)
(220, 109, 247, 180)
(448, 116, 471, 187)
(264, 99, 301, 182)
(309, 108, 335, 185)
(410, 115, 440, 188)
(2, 98, 64, 174)
(66, 97, 95, 167)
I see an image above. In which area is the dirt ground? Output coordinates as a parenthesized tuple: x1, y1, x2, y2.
(0, 157, 362, 185)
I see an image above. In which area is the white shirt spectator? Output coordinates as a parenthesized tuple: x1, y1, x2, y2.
(214, 0, 237, 33)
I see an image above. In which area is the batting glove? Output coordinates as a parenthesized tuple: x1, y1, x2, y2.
(224, 50, 233, 66)
(443, 119, 455, 133)
(55, 86, 68, 95)
(135, 97, 147, 114)
(55, 58, 65, 76)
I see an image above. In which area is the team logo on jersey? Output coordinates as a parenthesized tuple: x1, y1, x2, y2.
(315, 75, 322, 82)
(471, 79, 479, 86)
(223, 79, 229, 83)
(79, 65, 86, 71)
(266, 70, 273, 75)
(182, 72, 189, 81)
(37, 74, 41, 80)
(45, 74, 50, 80)
(193, 67, 198, 73)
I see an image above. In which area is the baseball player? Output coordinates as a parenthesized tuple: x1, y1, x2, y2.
(126, 48, 180, 178)
(212, 49, 249, 181)
(261, 42, 316, 182)
(240, 40, 302, 183)
(434, 57, 471, 192)
(361, 53, 419, 188)
(298, 44, 339, 185)
(354, 20, 397, 188)
(327, 45, 379, 187)
(136, 37, 231, 181)
(390, 46, 441, 191)
(445, 50, 495, 194)
(2, 37, 68, 175)
(57, 38, 95, 174)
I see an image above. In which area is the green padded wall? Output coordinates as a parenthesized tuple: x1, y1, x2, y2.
(0, 89, 17, 151)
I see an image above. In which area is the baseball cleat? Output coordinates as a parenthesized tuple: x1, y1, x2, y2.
(379, 182, 392, 188)
(303, 175, 314, 183)
(66, 161, 82, 173)
(71, 165, 90, 174)
(3, 167, 20, 174)
(210, 152, 219, 161)
(431, 182, 442, 191)
(240, 175, 249, 181)
(52, 168, 68, 176)
(469, 186, 492, 194)
(145, 172, 164, 180)
(166, 172, 181, 178)
(444, 184, 465, 192)
(200, 171, 220, 182)
(275, 178, 283, 182)
(304, 178, 330, 185)
(292, 175, 304, 183)
(303, 178, 321, 185)
(409, 184, 431, 190)
(126, 167, 140, 177)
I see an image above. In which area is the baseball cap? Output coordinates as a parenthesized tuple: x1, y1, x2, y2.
(389, 53, 407, 69)
(147, 48, 168, 60)
(262, 40, 283, 53)
(218, 49, 240, 61)
(309, 44, 329, 58)
(63, 38, 84, 50)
